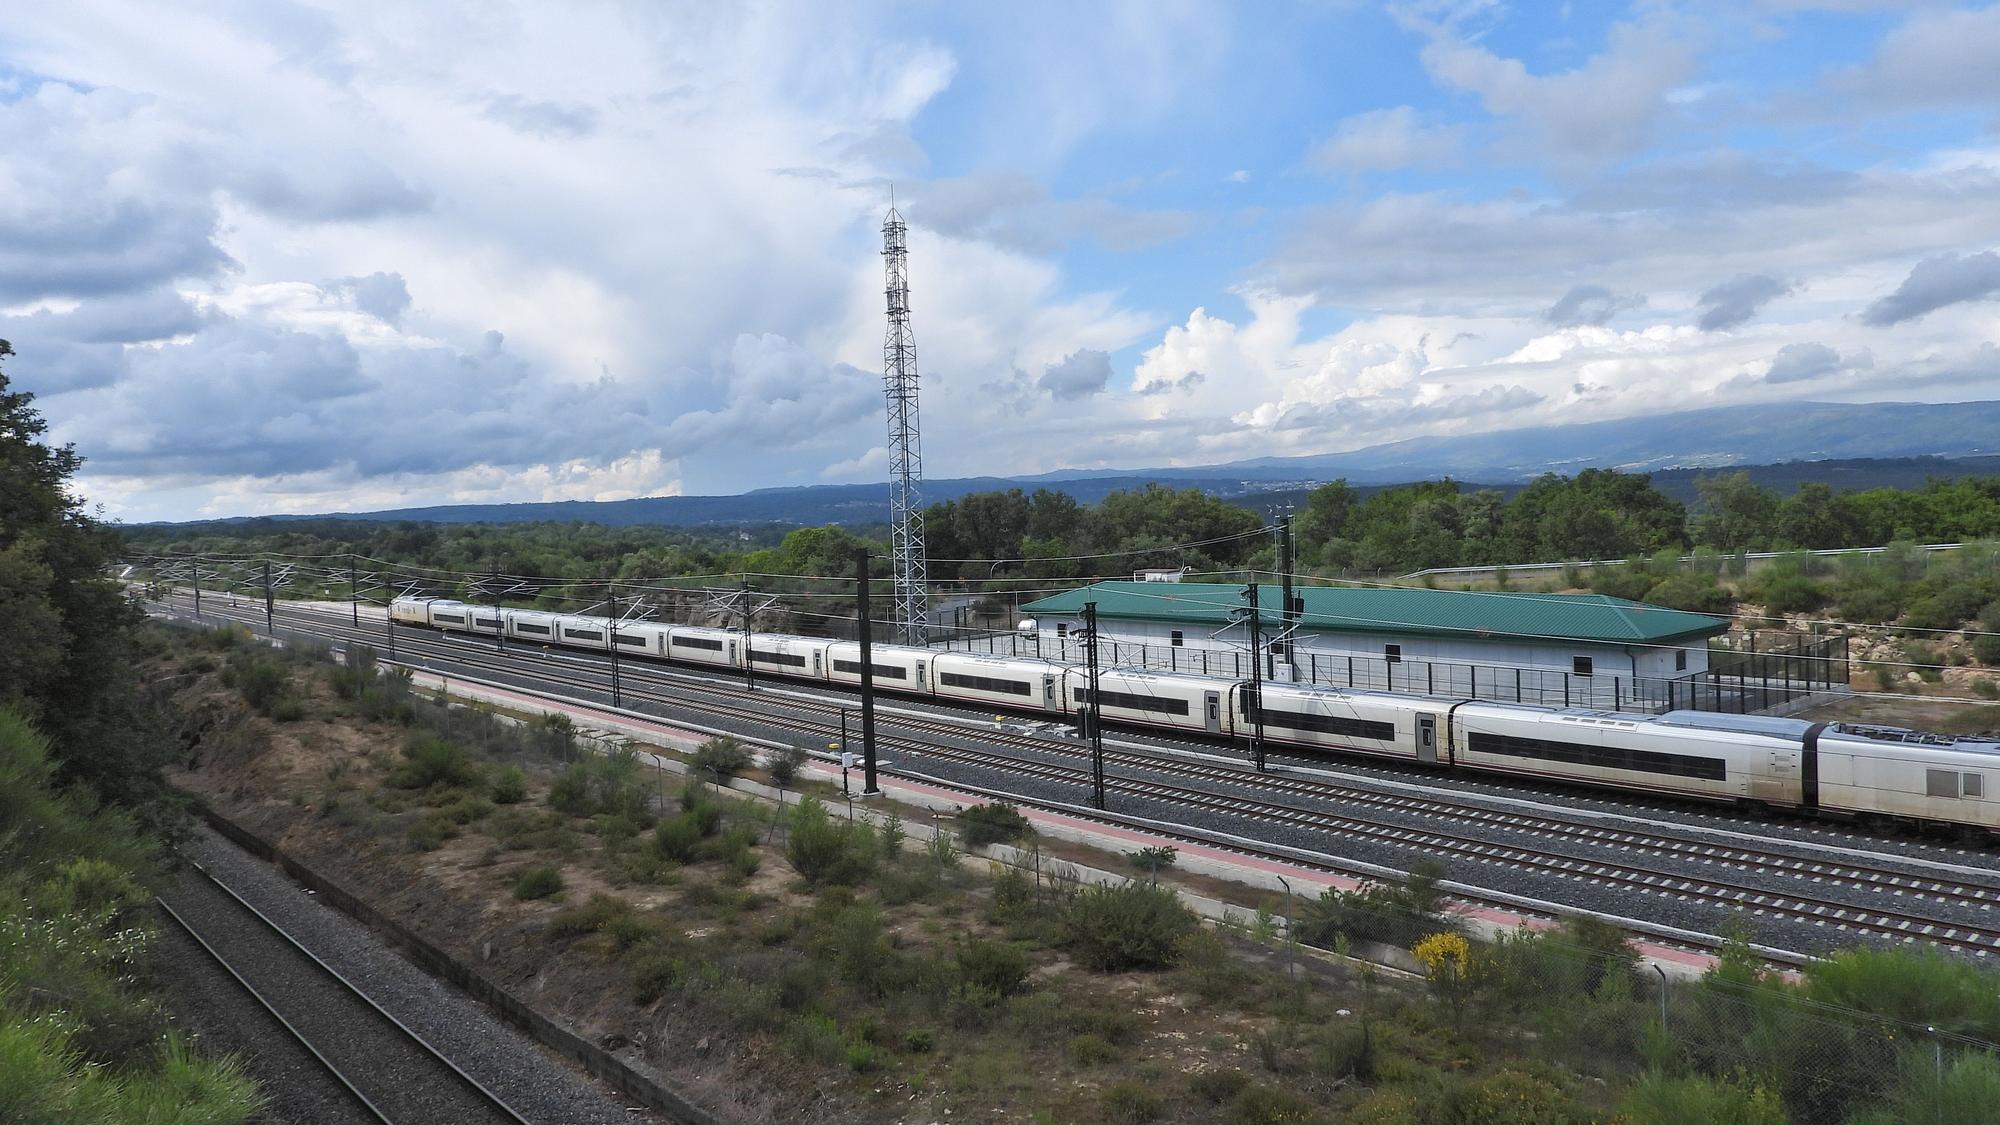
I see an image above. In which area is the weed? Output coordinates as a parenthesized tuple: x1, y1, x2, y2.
(959, 802, 1031, 849)
(512, 865, 564, 900)
(1101, 1081, 1164, 1123)
(1188, 1068, 1251, 1105)
(1069, 1032, 1119, 1067)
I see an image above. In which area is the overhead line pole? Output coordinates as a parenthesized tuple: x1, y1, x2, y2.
(262, 560, 274, 636)
(1083, 600, 1105, 810)
(608, 583, 622, 709)
(856, 549, 880, 796)
(1280, 514, 1297, 683)
(349, 554, 359, 626)
(192, 556, 202, 618)
(741, 577, 755, 692)
(1243, 581, 1266, 773)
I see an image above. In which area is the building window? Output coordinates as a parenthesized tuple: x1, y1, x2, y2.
(1170, 630, 1184, 647)
(1056, 622, 1069, 639)
(1573, 656, 1594, 677)
(1676, 649, 1688, 672)
(1384, 643, 1402, 665)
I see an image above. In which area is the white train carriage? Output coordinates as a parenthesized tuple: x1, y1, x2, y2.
(608, 620, 671, 659)
(745, 634, 836, 682)
(1245, 683, 1442, 763)
(1064, 668, 1214, 734)
(1815, 726, 2000, 832)
(423, 599, 478, 632)
(1452, 704, 1810, 806)
(664, 625, 742, 669)
(931, 653, 1067, 713)
(504, 609, 564, 645)
(389, 596, 436, 626)
(824, 643, 934, 694)
(553, 614, 614, 652)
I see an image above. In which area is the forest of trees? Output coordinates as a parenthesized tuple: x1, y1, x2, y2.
(1, 340, 261, 1120)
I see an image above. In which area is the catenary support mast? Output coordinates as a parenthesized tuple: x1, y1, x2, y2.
(881, 205, 930, 645)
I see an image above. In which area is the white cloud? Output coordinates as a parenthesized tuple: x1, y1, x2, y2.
(1308, 106, 1463, 172)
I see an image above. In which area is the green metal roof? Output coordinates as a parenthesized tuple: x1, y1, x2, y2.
(1020, 581, 1730, 646)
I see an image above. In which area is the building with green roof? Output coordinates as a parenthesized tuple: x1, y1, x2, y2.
(1015, 580, 1732, 709)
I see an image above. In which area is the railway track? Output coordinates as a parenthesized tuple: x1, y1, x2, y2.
(159, 595, 2000, 959)
(157, 860, 534, 1125)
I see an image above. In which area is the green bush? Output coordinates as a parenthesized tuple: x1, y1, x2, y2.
(785, 797, 878, 886)
(959, 801, 1031, 849)
(1061, 880, 1198, 972)
(1642, 574, 1736, 615)
(387, 733, 481, 790)
(629, 943, 685, 1004)
(1101, 1081, 1164, 1124)
(954, 939, 1030, 998)
(765, 744, 808, 788)
(1850, 1048, 2000, 1125)
(690, 737, 753, 782)
(407, 815, 456, 851)
(1621, 1073, 1787, 1125)
(1746, 568, 1826, 614)
(1069, 1032, 1119, 1066)
(654, 813, 705, 862)
(490, 765, 528, 804)
(1188, 1067, 1251, 1105)
(1294, 861, 1450, 950)
(1129, 845, 1178, 874)
(512, 864, 565, 900)
(1834, 578, 1906, 624)
(1587, 564, 1657, 603)
(268, 696, 307, 722)
(1224, 1083, 1318, 1125)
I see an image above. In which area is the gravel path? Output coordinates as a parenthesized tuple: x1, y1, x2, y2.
(175, 826, 658, 1125)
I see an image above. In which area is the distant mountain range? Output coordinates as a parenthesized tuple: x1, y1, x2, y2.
(167, 399, 2000, 528)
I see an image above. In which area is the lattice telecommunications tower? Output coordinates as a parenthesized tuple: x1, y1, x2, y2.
(881, 206, 929, 644)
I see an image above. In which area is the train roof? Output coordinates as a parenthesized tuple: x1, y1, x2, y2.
(1824, 723, 2000, 755)
(1655, 711, 1819, 738)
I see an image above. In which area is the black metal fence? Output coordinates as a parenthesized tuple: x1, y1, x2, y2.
(930, 629, 1851, 716)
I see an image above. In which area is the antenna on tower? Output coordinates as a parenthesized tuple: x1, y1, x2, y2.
(881, 203, 929, 645)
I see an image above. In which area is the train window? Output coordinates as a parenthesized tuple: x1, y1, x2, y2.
(1572, 656, 1593, 677)
(1468, 731, 1725, 781)
(434, 613, 465, 624)
(1170, 631, 1184, 647)
(833, 658, 908, 680)
(1073, 687, 1190, 716)
(1966, 773, 1985, 798)
(749, 649, 808, 668)
(672, 636, 725, 652)
(566, 628, 604, 642)
(1929, 769, 1959, 799)
(615, 634, 648, 648)
(1249, 706, 1395, 742)
(939, 671, 1032, 696)
(1384, 644, 1402, 665)
(1675, 650, 1688, 672)
(517, 623, 551, 635)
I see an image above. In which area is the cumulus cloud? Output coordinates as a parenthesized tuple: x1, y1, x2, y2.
(322, 272, 412, 325)
(1833, 6, 2000, 109)
(1136, 371, 1204, 396)
(662, 334, 878, 452)
(821, 446, 889, 480)
(1037, 348, 1111, 400)
(1763, 341, 1842, 383)
(1543, 285, 1643, 327)
(1308, 106, 1462, 172)
(1861, 251, 2000, 325)
(1696, 274, 1792, 331)
(1411, 18, 1694, 160)
(0, 287, 205, 392)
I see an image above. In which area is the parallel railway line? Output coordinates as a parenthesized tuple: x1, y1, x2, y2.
(157, 594, 2000, 960)
(157, 860, 534, 1125)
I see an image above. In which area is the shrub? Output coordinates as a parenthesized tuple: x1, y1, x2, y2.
(654, 814, 705, 862)
(1101, 1082, 1164, 1124)
(785, 797, 878, 886)
(1188, 1068, 1252, 1105)
(1129, 845, 1178, 874)
(1974, 679, 2000, 700)
(902, 1028, 935, 1054)
(549, 893, 634, 939)
(629, 943, 684, 1004)
(1437, 1067, 1589, 1125)
(1224, 1084, 1318, 1125)
(407, 815, 455, 851)
(955, 940, 1030, 999)
(1069, 1032, 1119, 1066)
(959, 801, 1031, 849)
(1061, 880, 1198, 972)
(765, 744, 808, 788)
(268, 696, 307, 722)
(388, 733, 480, 790)
(490, 765, 528, 804)
(1588, 565, 1658, 603)
(690, 737, 752, 782)
(1746, 569, 1826, 614)
(1294, 860, 1450, 950)
(1643, 574, 1736, 615)
(1621, 1073, 1787, 1125)
(512, 865, 564, 900)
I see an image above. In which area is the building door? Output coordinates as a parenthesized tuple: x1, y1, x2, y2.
(1417, 715, 1438, 765)
(1204, 691, 1221, 734)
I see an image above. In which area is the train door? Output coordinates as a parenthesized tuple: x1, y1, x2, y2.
(1042, 675, 1056, 711)
(916, 661, 928, 692)
(727, 640, 738, 665)
(1417, 715, 1438, 765)
(1204, 691, 1221, 733)
(813, 651, 823, 677)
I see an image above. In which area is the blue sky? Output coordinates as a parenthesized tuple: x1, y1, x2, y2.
(1, 1, 1997, 521)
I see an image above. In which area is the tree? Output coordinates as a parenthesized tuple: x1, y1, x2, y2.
(1694, 472, 1780, 552)
(1295, 479, 1355, 553)
(0, 340, 180, 829)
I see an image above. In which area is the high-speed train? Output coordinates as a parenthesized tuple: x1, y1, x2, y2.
(392, 596, 2000, 836)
